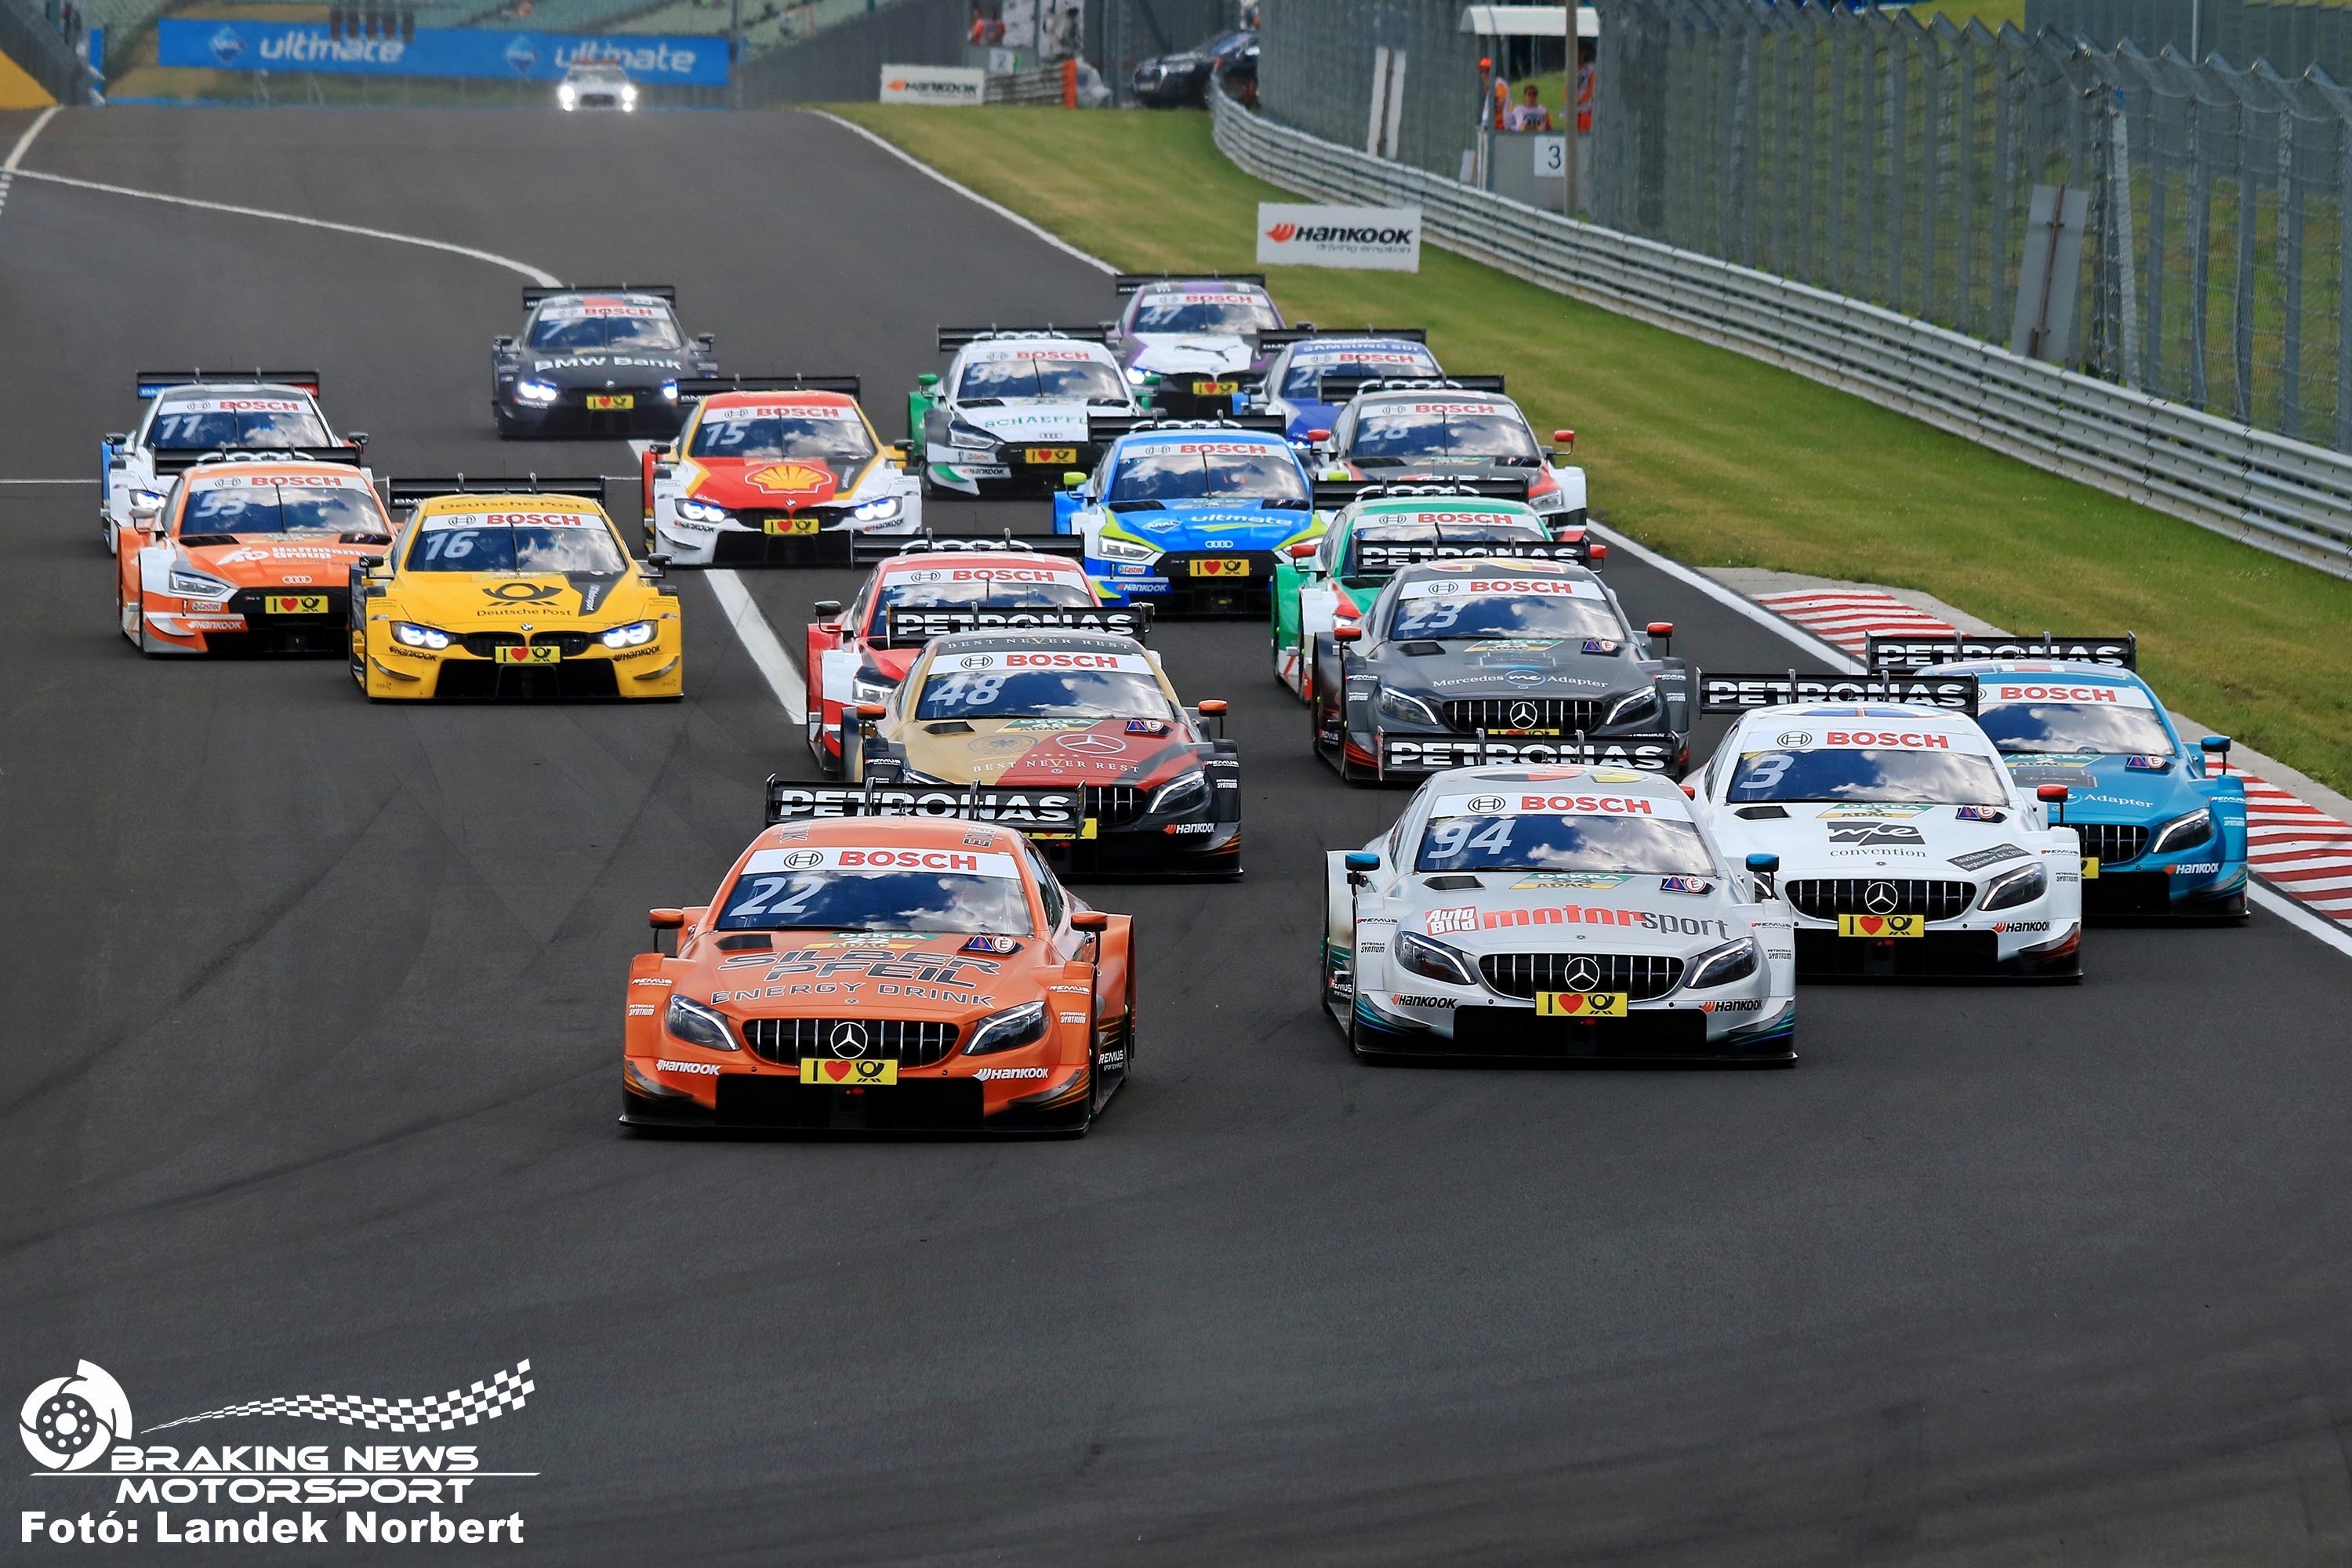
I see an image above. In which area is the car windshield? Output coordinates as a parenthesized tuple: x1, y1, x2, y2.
(182, 483, 383, 535)
(877, 568, 1095, 612)
(1976, 695, 2175, 757)
(1727, 747, 2009, 804)
(915, 657, 1171, 720)
(1385, 577, 1619, 640)
(1107, 445, 1307, 503)
(404, 513, 629, 574)
(956, 358, 1128, 403)
(716, 858, 1033, 935)
(148, 401, 330, 451)
(525, 301, 682, 352)
(1417, 811, 1716, 875)
(688, 405, 876, 461)
(1130, 292, 1281, 334)
(1350, 401, 1541, 460)
(1281, 351, 1440, 398)
(1342, 518, 1548, 579)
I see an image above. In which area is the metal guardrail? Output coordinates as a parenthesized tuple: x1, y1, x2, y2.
(1210, 81, 2352, 582)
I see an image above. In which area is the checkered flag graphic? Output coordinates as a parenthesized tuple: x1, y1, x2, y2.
(143, 1361, 533, 1435)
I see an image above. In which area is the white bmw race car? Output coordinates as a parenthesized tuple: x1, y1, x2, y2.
(1687, 672, 2085, 981)
(908, 328, 1139, 498)
(1324, 764, 1797, 1062)
(101, 371, 365, 555)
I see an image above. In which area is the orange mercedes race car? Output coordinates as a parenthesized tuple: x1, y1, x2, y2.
(621, 814, 1135, 1134)
(114, 453, 395, 655)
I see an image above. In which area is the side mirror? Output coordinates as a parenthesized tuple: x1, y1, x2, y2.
(813, 599, 842, 615)
(2200, 734, 2231, 775)
(1647, 621, 1672, 655)
(1333, 625, 1363, 644)
(917, 373, 939, 388)
(1744, 851, 1778, 899)
(1345, 849, 1379, 888)
(1070, 911, 1109, 933)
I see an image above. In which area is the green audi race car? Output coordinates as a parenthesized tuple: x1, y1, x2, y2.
(1271, 483, 1588, 696)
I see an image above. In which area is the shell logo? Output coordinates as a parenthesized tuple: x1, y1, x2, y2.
(744, 463, 837, 503)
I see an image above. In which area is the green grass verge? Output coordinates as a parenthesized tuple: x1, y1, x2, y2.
(829, 103, 2352, 793)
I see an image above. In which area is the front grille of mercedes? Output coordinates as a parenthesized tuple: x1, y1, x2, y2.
(1784, 879, 1975, 922)
(1476, 953, 1685, 1000)
(1443, 698, 1609, 733)
(1085, 785, 1145, 827)
(2075, 823, 2151, 864)
(742, 1018, 959, 1069)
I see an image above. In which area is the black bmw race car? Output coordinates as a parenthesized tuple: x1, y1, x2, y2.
(492, 285, 719, 439)
(1307, 554, 1690, 782)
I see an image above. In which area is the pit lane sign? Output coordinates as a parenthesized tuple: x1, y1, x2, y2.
(1257, 204, 1423, 273)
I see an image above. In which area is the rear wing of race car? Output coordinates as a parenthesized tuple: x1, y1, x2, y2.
(1087, 413, 1291, 441)
(1257, 327, 1428, 349)
(1316, 373, 1506, 403)
(387, 475, 613, 510)
(936, 326, 1114, 350)
(154, 445, 367, 476)
(137, 369, 321, 398)
(521, 284, 677, 306)
(1697, 670, 1980, 716)
(1865, 632, 2139, 671)
(764, 777, 1087, 829)
(850, 530, 1087, 567)
(1312, 475, 1534, 510)
(1112, 271, 1267, 296)
(877, 604, 1151, 647)
(675, 375, 862, 408)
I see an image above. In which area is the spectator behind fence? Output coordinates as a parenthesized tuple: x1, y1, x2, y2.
(1508, 82, 1553, 132)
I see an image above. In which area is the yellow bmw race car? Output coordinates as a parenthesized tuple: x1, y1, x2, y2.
(350, 478, 684, 700)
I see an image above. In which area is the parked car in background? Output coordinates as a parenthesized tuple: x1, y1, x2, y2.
(1131, 28, 1255, 107)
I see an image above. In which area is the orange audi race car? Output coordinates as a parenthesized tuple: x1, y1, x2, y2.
(114, 453, 395, 655)
(349, 478, 683, 700)
(621, 815, 1134, 1134)
(804, 532, 1147, 770)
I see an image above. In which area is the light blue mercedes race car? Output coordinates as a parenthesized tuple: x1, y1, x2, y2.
(1051, 418, 1321, 615)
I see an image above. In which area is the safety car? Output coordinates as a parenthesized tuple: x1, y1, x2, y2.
(1686, 670, 2085, 979)
(804, 534, 1145, 771)
(114, 454, 394, 656)
(806, 628, 1240, 877)
(907, 328, 1138, 498)
(491, 285, 717, 438)
(1272, 481, 1592, 695)
(1323, 764, 1796, 1062)
(1250, 328, 1440, 440)
(1308, 554, 1689, 782)
(642, 378, 923, 566)
(1315, 378, 1588, 529)
(1105, 272, 1285, 419)
(621, 815, 1134, 1134)
(1052, 419, 1318, 615)
(100, 370, 365, 555)
(349, 479, 682, 700)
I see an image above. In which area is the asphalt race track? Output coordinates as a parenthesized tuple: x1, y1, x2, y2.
(7, 107, 2352, 1565)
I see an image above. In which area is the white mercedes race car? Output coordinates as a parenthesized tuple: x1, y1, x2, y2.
(1686, 673, 2085, 981)
(1323, 764, 1797, 1062)
(909, 328, 1138, 498)
(101, 371, 365, 555)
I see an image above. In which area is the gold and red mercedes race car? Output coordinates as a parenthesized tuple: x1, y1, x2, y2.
(113, 452, 394, 655)
(621, 815, 1135, 1134)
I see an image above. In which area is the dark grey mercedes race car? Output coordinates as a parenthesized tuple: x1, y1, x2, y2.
(491, 285, 719, 439)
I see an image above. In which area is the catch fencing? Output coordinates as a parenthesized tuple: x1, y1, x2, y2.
(1206, 78, 2352, 579)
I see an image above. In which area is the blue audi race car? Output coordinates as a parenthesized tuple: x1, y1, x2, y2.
(1052, 419, 1320, 615)
(1885, 641, 2249, 919)
(1253, 329, 1440, 441)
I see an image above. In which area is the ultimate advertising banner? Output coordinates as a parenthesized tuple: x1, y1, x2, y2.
(157, 19, 729, 85)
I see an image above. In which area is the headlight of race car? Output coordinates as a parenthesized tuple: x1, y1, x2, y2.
(1605, 688, 1661, 727)
(947, 423, 996, 451)
(1683, 937, 1759, 989)
(664, 994, 738, 1051)
(1377, 684, 1443, 728)
(2149, 806, 2215, 856)
(1092, 532, 1159, 562)
(1148, 771, 1210, 816)
(1392, 931, 1480, 987)
(674, 495, 729, 525)
(168, 568, 234, 599)
(1981, 860, 2048, 911)
(851, 495, 903, 524)
(600, 620, 656, 649)
(516, 379, 561, 404)
(964, 1000, 1047, 1055)
(393, 622, 452, 650)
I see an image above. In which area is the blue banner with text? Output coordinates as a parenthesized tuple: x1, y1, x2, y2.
(156, 20, 728, 85)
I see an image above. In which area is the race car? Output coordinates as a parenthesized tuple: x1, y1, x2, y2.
(641, 378, 923, 567)
(100, 370, 365, 555)
(1323, 764, 1796, 1062)
(1051, 419, 1319, 615)
(1308, 554, 1689, 782)
(1314, 378, 1588, 531)
(349, 479, 683, 700)
(1864, 633, 2249, 919)
(1272, 480, 1593, 696)
(1685, 670, 2085, 979)
(809, 627, 1241, 878)
(490, 285, 717, 439)
(908, 328, 1138, 498)
(620, 814, 1134, 1134)
(114, 453, 394, 656)
(1250, 328, 1441, 441)
(1105, 272, 1286, 419)
(804, 534, 1145, 771)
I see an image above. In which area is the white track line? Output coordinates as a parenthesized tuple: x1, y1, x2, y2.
(5, 106, 58, 172)
(706, 568, 805, 720)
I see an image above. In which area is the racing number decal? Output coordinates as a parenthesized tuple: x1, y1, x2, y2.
(1836, 914, 1923, 938)
(1537, 991, 1628, 1018)
(800, 1058, 899, 1085)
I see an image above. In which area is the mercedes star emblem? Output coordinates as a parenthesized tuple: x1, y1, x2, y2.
(1864, 881, 1900, 915)
(1564, 956, 1604, 992)
(829, 1021, 869, 1059)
